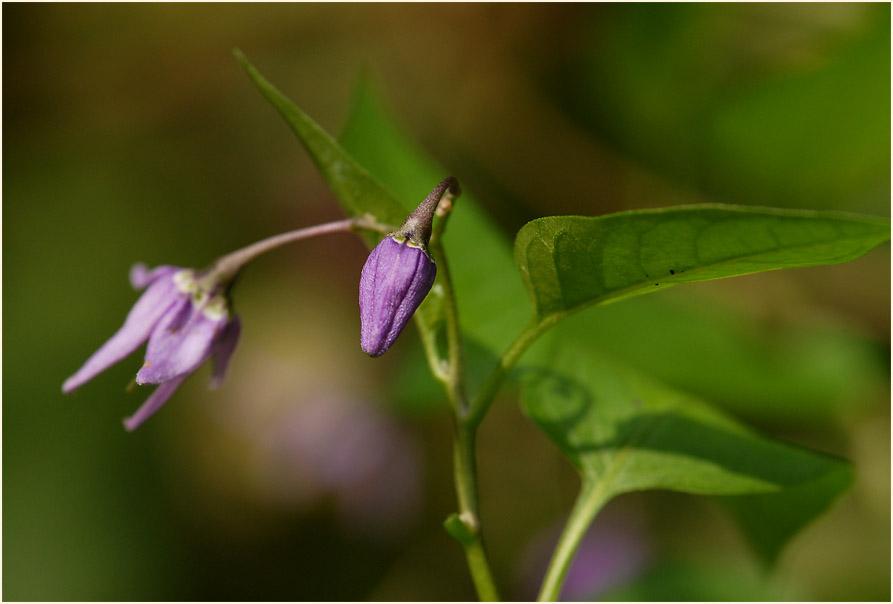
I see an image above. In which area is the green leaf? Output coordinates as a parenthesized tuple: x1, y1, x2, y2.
(234, 49, 406, 247)
(521, 318, 853, 563)
(516, 206, 890, 321)
(238, 52, 530, 369)
(236, 50, 464, 370)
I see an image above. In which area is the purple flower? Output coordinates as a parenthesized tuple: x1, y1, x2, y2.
(359, 236, 436, 357)
(358, 177, 459, 357)
(63, 263, 241, 430)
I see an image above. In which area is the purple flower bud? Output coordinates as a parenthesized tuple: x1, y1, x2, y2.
(359, 236, 436, 357)
(358, 177, 459, 357)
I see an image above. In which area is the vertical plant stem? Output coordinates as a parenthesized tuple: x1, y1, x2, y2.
(536, 483, 610, 602)
(428, 274, 555, 599)
(430, 243, 467, 414)
(453, 423, 500, 601)
(417, 323, 449, 384)
(461, 314, 609, 602)
(429, 237, 500, 601)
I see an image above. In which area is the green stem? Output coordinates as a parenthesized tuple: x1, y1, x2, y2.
(459, 312, 604, 602)
(537, 483, 610, 602)
(447, 315, 560, 601)
(417, 322, 449, 385)
(467, 317, 550, 430)
(453, 423, 500, 601)
(415, 178, 460, 388)
(428, 237, 501, 600)
(430, 241, 467, 414)
(434, 309, 552, 600)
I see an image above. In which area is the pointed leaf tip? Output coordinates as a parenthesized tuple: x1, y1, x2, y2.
(516, 206, 890, 321)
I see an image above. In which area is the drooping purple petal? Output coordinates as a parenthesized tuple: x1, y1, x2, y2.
(63, 273, 183, 393)
(208, 315, 242, 389)
(136, 300, 227, 385)
(122, 375, 187, 431)
(359, 237, 436, 357)
(130, 263, 179, 290)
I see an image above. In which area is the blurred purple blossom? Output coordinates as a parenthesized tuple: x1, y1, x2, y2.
(518, 508, 651, 600)
(261, 396, 421, 538)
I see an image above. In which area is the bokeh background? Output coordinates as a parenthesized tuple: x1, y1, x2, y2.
(3, 3, 890, 601)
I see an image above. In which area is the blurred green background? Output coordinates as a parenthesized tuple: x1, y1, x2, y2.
(3, 3, 889, 601)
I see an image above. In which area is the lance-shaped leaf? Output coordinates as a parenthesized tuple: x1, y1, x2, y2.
(234, 50, 406, 248)
(521, 318, 853, 567)
(236, 51, 457, 359)
(236, 52, 529, 375)
(516, 206, 890, 321)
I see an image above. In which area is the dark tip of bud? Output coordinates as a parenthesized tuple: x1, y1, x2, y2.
(393, 177, 460, 248)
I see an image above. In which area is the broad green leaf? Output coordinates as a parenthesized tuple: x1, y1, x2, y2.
(516, 206, 890, 321)
(338, 77, 530, 362)
(521, 318, 853, 563)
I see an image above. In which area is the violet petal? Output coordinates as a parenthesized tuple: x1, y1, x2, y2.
(136, 300, 225, 385)
(123, 375, 187, 431)
(359, 237, 436, 357)
(63, 273, 182, 393)
(208, 315, 242, 389)
(129, 263, 178, 290)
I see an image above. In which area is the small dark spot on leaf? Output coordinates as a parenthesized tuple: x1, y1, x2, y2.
(654, 283, 659, 286)
(669, 269, 675, 275)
